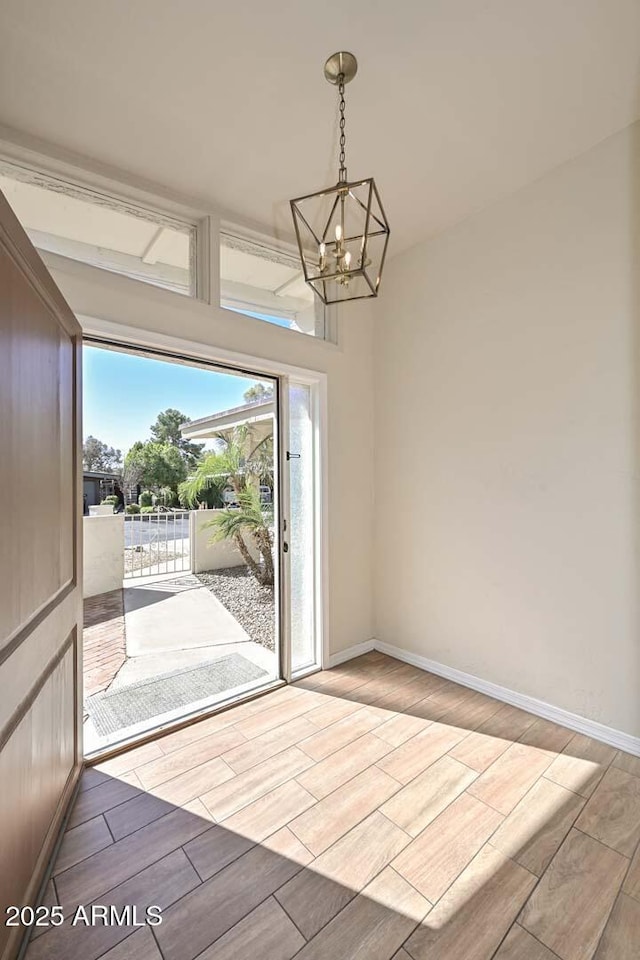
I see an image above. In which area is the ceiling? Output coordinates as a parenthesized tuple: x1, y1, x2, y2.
(1, 0, 639, 254)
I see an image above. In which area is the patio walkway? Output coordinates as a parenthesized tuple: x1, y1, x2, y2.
(82, 573, 277, 753)
(83, 590, 126, 698)
(114, 574, 273, 687)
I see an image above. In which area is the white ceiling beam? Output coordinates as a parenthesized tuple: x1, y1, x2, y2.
(141, 226, 166, 264)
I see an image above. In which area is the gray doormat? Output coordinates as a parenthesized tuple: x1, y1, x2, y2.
(85, 654, 268, 737)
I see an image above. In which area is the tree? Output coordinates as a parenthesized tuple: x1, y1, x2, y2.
(243, 383, 274, 405)
(83, 436, 122, 472)
(179, 424, 273, 508)
(205, 486, 274, 587)
(123, 441, 187, 494)
(178, 451, 229, 509)
(149, 408, 205, 469)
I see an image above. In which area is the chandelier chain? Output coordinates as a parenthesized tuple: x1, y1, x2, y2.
(338, 74, 347, 181)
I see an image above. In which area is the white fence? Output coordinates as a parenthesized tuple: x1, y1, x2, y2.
(83, 508, 250, 597)
(125, 510, 191, 579)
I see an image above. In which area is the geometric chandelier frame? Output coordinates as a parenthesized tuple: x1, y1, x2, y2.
(290, 52, 391, 305)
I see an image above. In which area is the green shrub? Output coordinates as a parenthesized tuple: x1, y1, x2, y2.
(139, 490, 153, 507)
(140, 505, 155, 514)
(101, 495, 119, 506)
(125, 503, 140, 514)
(157, 485, 176, 507)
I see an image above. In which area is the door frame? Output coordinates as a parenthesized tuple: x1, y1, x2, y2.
(81, 320, 328, 759)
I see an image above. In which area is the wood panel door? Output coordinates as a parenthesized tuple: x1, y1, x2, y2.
(0, 190, 83, 960)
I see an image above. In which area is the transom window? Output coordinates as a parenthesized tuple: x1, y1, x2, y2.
(0, 161, 197, 297)
(220, 227, 326, 338)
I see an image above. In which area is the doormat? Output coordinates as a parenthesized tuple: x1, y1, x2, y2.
(85, 653, 268, 737)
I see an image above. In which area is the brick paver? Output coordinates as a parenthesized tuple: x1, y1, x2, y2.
(83, 590, 127, 698)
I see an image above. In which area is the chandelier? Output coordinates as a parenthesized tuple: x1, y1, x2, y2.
(290, 51, 390, 305)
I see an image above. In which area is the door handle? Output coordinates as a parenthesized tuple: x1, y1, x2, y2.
(283, 542, 289, 553)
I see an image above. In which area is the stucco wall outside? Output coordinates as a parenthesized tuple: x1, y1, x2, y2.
(191, 509, 258, 573)
(83, 514, 124, 598)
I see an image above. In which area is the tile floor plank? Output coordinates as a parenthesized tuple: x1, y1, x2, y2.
(612, 750, 640, 779)
(93, 741, 164, 776)
(289, 765, 401, 855)
(54, 815, 113, 874)
(519, 829, 629, 960)
(28, 849, 199, 960)
(544, 733, 615, 798)
(195, 897, 305, 960)
(148, 754, 235, 806)
(593, 893, 640, 960)
(405, 844, 537, 960)
(392, 792, 503, 901)
(493, 924, 561, 960)
(518, 718, 574, 755)
(448, 730, 512, 774)
(371, 713, 430, 748)
(303, 696, 364, 729)
(575, 765, 640, 856)
(104, 792, 176, 841)
(134, 727, 246, 789)
(293, 866, 430, 960)
(381, 755, 477, 837)
(233, 690, 325, 739)
(476, 703, 538, 741)
(297, 732, 393, 800)
(30, 654, 638, 960)
(154, 831, 307, 960)
(218, 779, 316, 842)
(298, 707, 386, 761)
(55, 805, 211, 908)
(276, 810, 410, 940)
(66, 777, 142, 829)
(377, 723, 468, 784)
(489, 777, 585, 876)
(467, 742, 554, 815)
(98, 927, 163, 960)
(221, 715, 317, 773)
(200, 745, 314, 821)
(623, 845, 640, 901)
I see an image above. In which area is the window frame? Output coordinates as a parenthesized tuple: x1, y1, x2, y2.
(0, 135, 338, 343)
(0, 155, 208, 301)
(219, 222, 331, 341)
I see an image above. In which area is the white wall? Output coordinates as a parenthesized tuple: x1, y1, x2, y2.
(191, 509, 257, 573)
(83, 514, 124, 597)
(49, 253, 375, 658)
(374, 122, 640, 738)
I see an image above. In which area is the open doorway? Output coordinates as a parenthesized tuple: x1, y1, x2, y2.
(82, 340, 281, 756)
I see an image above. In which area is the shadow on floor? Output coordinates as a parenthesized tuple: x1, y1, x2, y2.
(25, 652, 635, 960)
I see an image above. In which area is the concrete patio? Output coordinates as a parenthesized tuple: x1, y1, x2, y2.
(82, 573, 277, 754)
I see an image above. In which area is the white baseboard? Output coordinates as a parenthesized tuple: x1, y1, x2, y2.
(327, 639, 375, 668)
(328, 637, 640, 756)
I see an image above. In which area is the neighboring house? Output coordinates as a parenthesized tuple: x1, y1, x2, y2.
(181, 399, 275, 502)
(82, 469, 120, 508)
(181, 398, 274, 447)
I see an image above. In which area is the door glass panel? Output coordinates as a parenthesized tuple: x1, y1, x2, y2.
(289, 382, 317, 672)
(82, 343, 280, 757)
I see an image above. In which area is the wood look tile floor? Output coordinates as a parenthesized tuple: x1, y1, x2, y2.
(28, 653, 640, 960)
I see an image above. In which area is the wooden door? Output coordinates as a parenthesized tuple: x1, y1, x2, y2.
(0, 190, 83, 960)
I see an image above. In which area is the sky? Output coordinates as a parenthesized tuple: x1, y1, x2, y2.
(83, 345, 270, 456)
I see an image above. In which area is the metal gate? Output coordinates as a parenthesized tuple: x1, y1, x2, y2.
(124, 510, 191, 579)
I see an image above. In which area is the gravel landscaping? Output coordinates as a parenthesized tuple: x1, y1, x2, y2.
(124, 546, 188, 575)
(195, 567, 275, 651)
